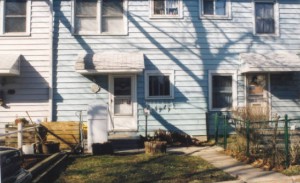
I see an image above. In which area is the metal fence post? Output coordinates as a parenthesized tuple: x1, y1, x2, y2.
(284, 114, 290, 168)
(214, 113, 219, 144)
(224, 115, 228, 150)
(246, 119, 250, 157)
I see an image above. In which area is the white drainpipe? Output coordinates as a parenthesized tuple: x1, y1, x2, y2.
(48, 0, 54, 121)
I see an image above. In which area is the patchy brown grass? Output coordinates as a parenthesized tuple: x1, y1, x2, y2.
(55, 153, 236, 183)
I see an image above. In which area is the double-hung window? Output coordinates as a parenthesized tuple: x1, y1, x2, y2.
(145, 70, 174, 99)
(73, 0, 127, 35)
(199, 0, 231, 19)
(150, 0, 182, 18)
(209, 70, 237, 111)
(0, 0, 31, 35)
(254, 1, 278, 35)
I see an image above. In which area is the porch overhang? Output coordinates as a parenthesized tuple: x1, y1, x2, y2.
(239, 52, 300, 73)
(0, 54, 21, 76)
(75, 52, 145, 75)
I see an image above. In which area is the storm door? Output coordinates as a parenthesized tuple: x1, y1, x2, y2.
(109, 75, 137, 131)
(246, 74, 270, 118)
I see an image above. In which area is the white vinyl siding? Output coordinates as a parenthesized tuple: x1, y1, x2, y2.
(0, 0, 51, 133)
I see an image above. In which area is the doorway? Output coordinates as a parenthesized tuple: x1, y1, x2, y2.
(246, 74, 270, 117)
(108, 75, 137, 131)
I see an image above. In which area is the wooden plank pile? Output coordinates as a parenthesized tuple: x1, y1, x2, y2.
(5, 124, 41, 148)
(41, 122, 81, 150)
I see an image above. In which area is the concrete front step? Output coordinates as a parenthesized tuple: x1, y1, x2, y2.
(108, 131, 140, 139)
(109, 132, 142, 150)
(83, 132, 143, 152)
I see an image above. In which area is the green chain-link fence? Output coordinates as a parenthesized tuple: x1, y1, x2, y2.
(213, 113, 300, 168)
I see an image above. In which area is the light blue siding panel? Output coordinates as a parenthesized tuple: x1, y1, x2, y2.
(54, 0, 300, 136)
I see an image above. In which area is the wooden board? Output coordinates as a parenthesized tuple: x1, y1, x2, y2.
(41, 122, 81, 150)
(5, 124, 40, 148)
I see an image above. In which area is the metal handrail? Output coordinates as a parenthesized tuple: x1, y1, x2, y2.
(0, 125, 39, 137)
(107, 104, 114, 132)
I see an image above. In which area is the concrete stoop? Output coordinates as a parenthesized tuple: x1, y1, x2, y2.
(108, 132, 142, 151)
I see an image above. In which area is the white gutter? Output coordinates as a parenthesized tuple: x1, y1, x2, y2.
(48, 0, 53, 121)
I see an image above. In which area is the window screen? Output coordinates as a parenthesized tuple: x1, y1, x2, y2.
(203, 0, 226, 16)
(255, 2, 275, 34)
(149, 75, 170, 97)
(153, 0, 179, 16)
(212, 75, 232, 108)
(5, 0, 27, 33)
(75, 0, 124, 34)
(102, 0, 124, 33)
(75, 0, 97, 33)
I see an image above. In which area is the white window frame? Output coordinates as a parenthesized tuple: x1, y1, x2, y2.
(145, 70, 174, 100)
(208, 70, 237, 111)
(149, 0, 183, 19)
(199, 0, 231, 19)
(71, 0, 128, 35)
(253, 0, 279, 37)
(0, 0, 31, 36)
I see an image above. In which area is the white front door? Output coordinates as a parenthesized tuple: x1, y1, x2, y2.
(108, 75, 137, 131)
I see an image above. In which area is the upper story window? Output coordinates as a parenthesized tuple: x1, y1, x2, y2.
(0, 0, 31, 35)
(209, 70, 237, 111)
(145, 70, 174, 99)
(75, 0, 97, 34)
(199, 0, 231, 19)
(73, 0, 128, 35)
(254, 1, 278, 35)
(150, 0, 182, 18)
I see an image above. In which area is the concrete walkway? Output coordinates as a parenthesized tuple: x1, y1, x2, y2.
(167, 146, 300, 183)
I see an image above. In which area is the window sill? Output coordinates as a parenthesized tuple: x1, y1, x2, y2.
(199, 15, 232, 20)
(72, 32, 128, 36)
(253, 33, 279, 37)
(0, 32, 31, 37)
(149, 15, 183, 19)
(146, 96, 174, 100)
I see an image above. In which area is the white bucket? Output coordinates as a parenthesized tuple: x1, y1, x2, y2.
(22, 144, 35, 154)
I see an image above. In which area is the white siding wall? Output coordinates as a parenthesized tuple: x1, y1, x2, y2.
(0, 0, 51, 133)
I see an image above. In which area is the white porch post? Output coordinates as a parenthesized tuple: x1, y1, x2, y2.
(17, 122, 23, 149)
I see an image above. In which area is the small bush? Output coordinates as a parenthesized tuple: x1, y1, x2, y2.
(141, 129, 193, 146)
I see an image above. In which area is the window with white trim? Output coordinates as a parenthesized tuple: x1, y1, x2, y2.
(199, 0, 231, 19)
(73, 0, 127, 35)
(145, 70, 174, 99)
(0, 0, 31, 35)
(150, 0, 182, 18)
(209, 70, 237, 111)
(254, 0, 278, 35)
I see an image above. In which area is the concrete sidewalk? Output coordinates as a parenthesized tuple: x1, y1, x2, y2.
(168, 146, 300, 183)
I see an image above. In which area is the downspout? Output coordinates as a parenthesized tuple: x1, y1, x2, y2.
(48, 0, 53, 121)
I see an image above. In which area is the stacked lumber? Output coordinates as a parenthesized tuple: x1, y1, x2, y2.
(5, 124, 41, 148)
(41, 122, 80, 150)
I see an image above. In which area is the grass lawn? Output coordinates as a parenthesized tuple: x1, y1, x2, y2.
(55, 153, 236, 183)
